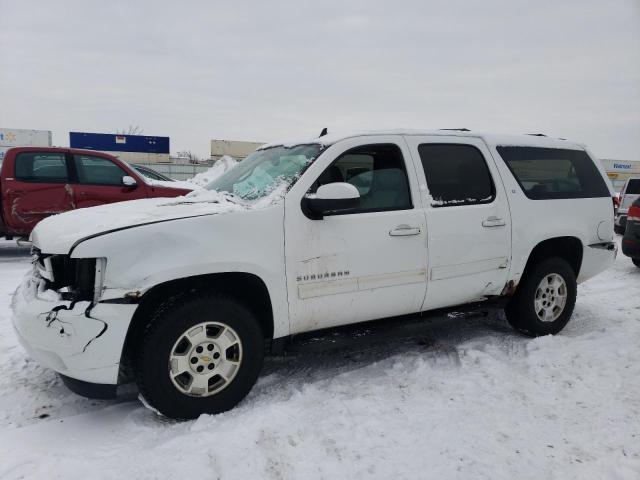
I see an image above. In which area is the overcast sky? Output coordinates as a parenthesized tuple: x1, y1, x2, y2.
(1, 0, 638, 159)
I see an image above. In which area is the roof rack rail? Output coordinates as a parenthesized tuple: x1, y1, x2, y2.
(439, 128, 470, 132)
(526, 133, 547, 137)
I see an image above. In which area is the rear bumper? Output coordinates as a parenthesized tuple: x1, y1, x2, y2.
(622, 240, 640, 258)
(622, 223, 640, 258)
(577, 241, 617, 283)
(12, 272, 136, 386)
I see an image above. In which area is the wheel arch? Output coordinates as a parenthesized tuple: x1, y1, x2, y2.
(119, 272, 274, 381)
(521, 236, 583, 282)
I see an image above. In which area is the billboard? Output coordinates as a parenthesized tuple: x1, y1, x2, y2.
(69, 132, 170, 154)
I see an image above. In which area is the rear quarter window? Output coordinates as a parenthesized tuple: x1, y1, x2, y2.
(496, 147, 610, 200)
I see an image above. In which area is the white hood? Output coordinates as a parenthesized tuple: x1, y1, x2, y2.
(31, 191, 246, 254)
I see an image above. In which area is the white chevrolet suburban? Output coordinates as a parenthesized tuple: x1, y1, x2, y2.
(13, 130, 617, 419)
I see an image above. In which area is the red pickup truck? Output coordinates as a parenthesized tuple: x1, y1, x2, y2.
(0, 147, 193, 239)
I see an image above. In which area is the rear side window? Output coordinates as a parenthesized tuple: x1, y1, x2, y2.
(626, 179, 640, 194)
(496, 147, 610, 200)
(15, 152, 69, 183)
(74, 155, 128, 186)
(418, 144, 495, 207)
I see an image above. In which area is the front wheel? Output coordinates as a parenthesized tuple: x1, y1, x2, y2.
(633, 258, 640, 268)
(136, 294, 264, 419)
(505, 257, 577, 337)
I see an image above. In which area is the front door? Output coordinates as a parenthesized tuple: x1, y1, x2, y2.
(71, 154, 147, 207)
(284, 137, 428, 334)
(404, 136, 512, 310)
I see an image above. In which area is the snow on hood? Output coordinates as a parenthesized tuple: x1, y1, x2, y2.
(142, 178, 199, 191)
(31, 184, 288, 254)
(31, 194, 242, 254)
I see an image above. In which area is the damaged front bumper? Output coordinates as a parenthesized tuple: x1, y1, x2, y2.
(12, 270, 136, 386)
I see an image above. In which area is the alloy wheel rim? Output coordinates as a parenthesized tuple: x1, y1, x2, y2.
(534, 273, 568, 323)
(168, 321, 243, 397)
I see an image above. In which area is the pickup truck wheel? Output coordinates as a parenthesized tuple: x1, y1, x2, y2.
(505, 257, 577, 337)
(135, 295, 264, 419)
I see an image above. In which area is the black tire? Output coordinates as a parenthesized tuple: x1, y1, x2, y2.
(614, 224, 625, 235)
(136, 294, 264, 419)
(505, 257, 577, 337)
(633, 258, 640, 268)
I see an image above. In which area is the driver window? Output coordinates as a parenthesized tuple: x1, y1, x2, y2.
(311, 143, 412, 213)
(74, 155, 129, 186)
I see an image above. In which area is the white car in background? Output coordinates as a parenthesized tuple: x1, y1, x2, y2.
(614, 177, 640, 234)
(13, 130, 616, 419)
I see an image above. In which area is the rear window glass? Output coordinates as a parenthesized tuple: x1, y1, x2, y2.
(496, 147, 610, 200)
(626, 179, 640, 194)
(15, 152, 69, 183)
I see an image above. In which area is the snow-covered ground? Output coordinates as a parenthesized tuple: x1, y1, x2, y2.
(0, 238, 638, 479)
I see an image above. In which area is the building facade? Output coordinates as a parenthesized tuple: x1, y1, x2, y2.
(600, 159, 640, 192)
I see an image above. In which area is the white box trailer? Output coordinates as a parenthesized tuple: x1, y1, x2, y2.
(0, 128, 52, 163)
(211, 139, 264, 160)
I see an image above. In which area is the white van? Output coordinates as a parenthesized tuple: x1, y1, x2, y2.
(13, 130, 616, 419)
(614, 176, 640, 234)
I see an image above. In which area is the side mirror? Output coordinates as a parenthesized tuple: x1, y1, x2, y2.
(302, 182, 360, 219)
(122, 175, 138, 187)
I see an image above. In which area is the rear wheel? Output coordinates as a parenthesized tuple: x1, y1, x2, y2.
(136, 294, 264, 419)
(505, 257, 577, 336)
(614, 224, 625, 235)
(633, 258, 640, 268)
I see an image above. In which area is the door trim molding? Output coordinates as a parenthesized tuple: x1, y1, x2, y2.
(298, 268, 426, 299)
(430, 257, 508, 281)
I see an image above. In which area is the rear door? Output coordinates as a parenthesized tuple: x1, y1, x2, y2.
(71, 153, 148, 207)
(404, 135, 511, 310)
(2, 150, 75, 234)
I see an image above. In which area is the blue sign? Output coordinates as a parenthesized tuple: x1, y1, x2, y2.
(613, 163, 632, 170)
(69, 132, 170, 154)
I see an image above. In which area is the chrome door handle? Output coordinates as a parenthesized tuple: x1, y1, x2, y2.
(389, 225, 421, 236)
(482, 216, 506, 227)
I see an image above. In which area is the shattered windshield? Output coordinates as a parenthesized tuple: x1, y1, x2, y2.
(206, 144, 323, 200)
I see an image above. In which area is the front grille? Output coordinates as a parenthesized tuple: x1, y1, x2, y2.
(34, 249, 96, 301)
